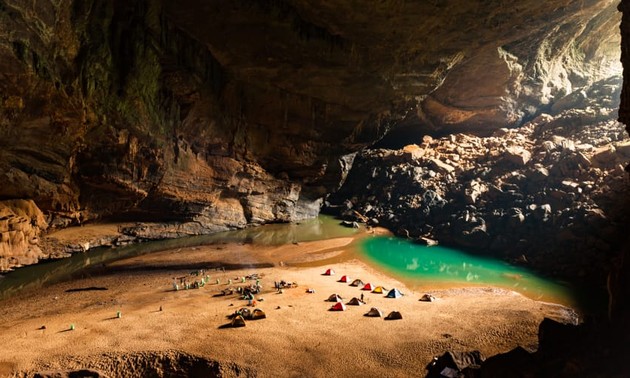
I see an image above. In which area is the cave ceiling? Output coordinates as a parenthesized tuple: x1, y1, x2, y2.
(0, 0, 623, 246)
(165, 0, 621, 134)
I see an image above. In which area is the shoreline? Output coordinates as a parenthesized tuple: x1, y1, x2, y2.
(1, 220, 583, 309)
(0, 232, 579, 377)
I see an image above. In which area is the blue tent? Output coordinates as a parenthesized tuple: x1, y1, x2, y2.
(386, 288, 403, 298)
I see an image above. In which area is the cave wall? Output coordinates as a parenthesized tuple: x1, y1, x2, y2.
(0, 0, 373, 227)
(0, 0, 378, 270)
(0, 0, 623, 270)
(613, 0, 630, 329)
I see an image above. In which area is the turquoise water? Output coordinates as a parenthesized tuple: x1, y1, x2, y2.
(0, 215, 590, 309)
(359, 236, 577, 306)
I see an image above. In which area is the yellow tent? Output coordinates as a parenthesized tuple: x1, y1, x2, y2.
(372, 286, 386, 294)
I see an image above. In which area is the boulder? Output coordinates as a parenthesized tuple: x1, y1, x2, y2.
(504, 146, 532, 166)
(401, 144, 425, 161)
(614, 140, 630, 158)
(428, 158, 455, 174)
(417, 236, 438, 246)
(551, 89, 588, 115)
(464, 180, 486, 204)
(426, 351, 485, 378)
(527, 166, 550, 181)
(591, 145, 617, 167)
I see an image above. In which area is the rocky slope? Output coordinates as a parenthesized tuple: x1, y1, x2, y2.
(0, 0, 622, 271)
(327, 76, 628, 284)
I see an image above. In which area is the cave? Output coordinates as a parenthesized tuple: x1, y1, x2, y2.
(1, 0, 629, 376)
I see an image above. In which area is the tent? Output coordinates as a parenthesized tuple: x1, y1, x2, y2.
(386, 288, 403, 298)
(347, 297, 363, 306)
(385, 311, 403, 320)
(349, 279, 364, 287)
(338, 275, 351, 283)
(235, 308, 251, 319)
(231, 315, 246, 327)
(420, 293, 436, 302)
(330, 302, 347, 311)
(250, 308, 267, 320)
(361, 283, 374, 291)
(323, 268, 335, 276)
(327, 293, 343, 302)
(364, 307, 383, 317)
(371, 286, 386, 294)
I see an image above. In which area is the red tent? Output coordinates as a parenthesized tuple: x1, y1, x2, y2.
(324, 268, 335, 276)
(330, 302, 347, 311)
(362, 283, 374, 291)
(339, 275, 350, 283)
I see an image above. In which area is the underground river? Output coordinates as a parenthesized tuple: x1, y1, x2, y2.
(0, 215, 588, 310)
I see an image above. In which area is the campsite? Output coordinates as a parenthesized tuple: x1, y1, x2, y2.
(0, 234, 577, 377)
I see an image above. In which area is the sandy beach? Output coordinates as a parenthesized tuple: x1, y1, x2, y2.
(0, 233, 577, 377)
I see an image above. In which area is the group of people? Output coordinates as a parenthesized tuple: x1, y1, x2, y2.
(274, 280, 298, 293)
(172, 270, 212, 291)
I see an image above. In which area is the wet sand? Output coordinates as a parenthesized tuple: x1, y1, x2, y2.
(0, 234, 577, 377)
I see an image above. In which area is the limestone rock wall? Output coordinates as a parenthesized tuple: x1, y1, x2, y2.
(0, 0, 370, 270)
(0, 0, 364, 229)
(0, 200, 48, 270)
(0, 0, 623, 270)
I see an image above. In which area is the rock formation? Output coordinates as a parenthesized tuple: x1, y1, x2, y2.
(0, 0, 623, 273)
(0, 199, 47, 271)
(327, 76, 627, 284)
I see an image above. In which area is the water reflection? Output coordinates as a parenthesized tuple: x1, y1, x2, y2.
(0, 216, 357, 300)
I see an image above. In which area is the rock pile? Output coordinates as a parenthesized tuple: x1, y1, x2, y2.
(326, 77, 629, 283)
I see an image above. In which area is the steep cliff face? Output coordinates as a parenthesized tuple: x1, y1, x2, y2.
(0, 0, 356, 231)
(0, 0, 622, 270)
